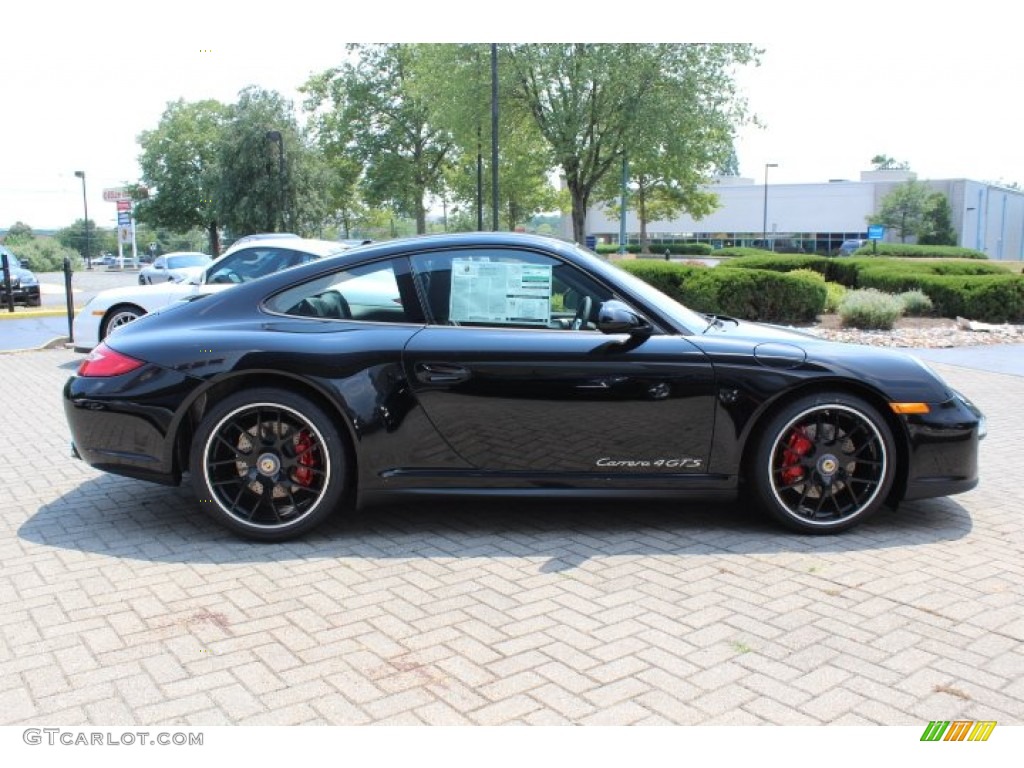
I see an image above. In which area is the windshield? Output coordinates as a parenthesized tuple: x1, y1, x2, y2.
(571, 244, 709, 333)
(166, 254, 211, 268)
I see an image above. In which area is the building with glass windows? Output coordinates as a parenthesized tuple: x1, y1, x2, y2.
(576, 170, 1024, 260)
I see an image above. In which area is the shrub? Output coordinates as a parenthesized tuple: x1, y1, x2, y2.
(824, 282, 846, 313)
(673, 243, 714, 256)
(838, 289, 905, 330)
(898, 290, 934, 316)
(788, 268, 825, 284)
(617, 260, 826, 323)
(9, 238, 83, 271)
(850, 243, 986, 259)
(712, 247, 777, 258)
(595, 242, 715, 257)
(595, 243, 641, 255)
(719, 254, 832, 276)
(855, 271, 1024, 322)
(614, 260, 692, 302)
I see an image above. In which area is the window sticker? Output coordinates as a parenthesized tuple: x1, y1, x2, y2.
(449, 258, 553, 326)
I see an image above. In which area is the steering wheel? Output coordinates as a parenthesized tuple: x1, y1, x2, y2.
(571, 296, 592, 331)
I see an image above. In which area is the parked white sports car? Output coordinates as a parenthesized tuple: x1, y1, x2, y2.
(137, 252, 212, 284)
(72, 236, 353, 352)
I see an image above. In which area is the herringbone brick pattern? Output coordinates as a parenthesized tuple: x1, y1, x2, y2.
(0, 348, 1021, 724)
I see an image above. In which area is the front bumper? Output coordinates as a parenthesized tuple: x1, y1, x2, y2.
(1, 282, 40, 305)
(901, 390, 984, 501)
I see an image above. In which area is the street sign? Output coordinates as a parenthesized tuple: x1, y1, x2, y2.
(103, 186, 148, 202)
(867, 225, 885, 240)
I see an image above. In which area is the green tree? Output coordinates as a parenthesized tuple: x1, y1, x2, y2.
(3, 221, 34, 245)
(869, 179, 929, 242)
(596, 62, 738, 251)
(870, 154, 911, 171)
(217, 87, 328, 238)
(406, 44, 560, 231)
(305, 45, 455, 235)
(56, 219, 98, 259)
(136, 99, 229, 255)
(918, 191, 957, 245)
(504, 44, 758, 242)
(717, 146, 740, 177)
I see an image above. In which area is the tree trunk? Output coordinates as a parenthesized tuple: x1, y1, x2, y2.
(208, 221, 220, 257)
(569, 182, 588, 244)
(416, 196, 427, 235)
(637, 182, 650, 254)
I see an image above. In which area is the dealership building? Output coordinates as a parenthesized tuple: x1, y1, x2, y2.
(577, 169, 1024, 260)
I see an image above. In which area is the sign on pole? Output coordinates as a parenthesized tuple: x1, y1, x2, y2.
(103, 186, 148, 202)
(867, 225, 885, 240)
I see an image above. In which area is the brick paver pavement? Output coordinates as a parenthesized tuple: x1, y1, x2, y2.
(0, 348, 1021, 725)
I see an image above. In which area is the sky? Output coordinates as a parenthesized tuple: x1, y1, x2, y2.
(2, 1, 1021, 230)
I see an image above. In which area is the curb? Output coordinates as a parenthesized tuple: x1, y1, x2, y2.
(0, 336, 73, 355)
(0, 309, 78, 320)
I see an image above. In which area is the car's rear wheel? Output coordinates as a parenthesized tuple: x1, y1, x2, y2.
(100, 304, 145, 339)
(189, 388, 348, 541)
(751, 393, 896, 534)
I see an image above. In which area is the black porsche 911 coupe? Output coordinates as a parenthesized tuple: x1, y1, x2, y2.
(63, 232, 985, 541)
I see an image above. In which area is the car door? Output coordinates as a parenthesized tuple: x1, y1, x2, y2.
(402, 247, 717, 476)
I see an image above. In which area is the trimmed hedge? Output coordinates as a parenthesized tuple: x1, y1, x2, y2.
(850, 243, 987, 259)
(595, 242, 715, 256)
(720, 254, 832, 275)
(723, 254, 1023, 321)
(855, 272, 1024, 322)
(618, 259, 826, 323)
(712, 247, 776, 258)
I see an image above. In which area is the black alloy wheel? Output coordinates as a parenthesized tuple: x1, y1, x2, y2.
(751, 393, 896, 533)
(190, 388, 348, 541)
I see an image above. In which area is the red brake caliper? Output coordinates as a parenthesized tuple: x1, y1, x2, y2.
(293, 430, 318, 487)
(781, 428, 813, 485)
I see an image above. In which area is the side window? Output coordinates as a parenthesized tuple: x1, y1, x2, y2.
(265, 259, 414, 324)
(206, 247, 312, 285)
(410, 249, 613, 330)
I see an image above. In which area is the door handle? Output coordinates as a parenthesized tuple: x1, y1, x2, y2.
(414, 362, 471, 385)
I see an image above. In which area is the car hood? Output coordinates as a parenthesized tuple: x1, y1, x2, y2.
(94, 282, 199, 309)
(689, 317, 952, 402)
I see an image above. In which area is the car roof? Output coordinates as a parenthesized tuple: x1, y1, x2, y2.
(220, 236, 351, 259)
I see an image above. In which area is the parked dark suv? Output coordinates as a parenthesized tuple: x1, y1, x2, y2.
(0, 246, 41, 306)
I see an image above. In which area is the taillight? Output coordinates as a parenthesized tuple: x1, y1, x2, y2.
(77, 343, 146, 377)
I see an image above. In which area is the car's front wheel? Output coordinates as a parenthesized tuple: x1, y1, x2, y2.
(750, 393, 897, 534)
(189, 388, 349, 541)
(100, 304, 145, 339)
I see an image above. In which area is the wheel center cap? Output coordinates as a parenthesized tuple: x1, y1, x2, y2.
(818, 455, 839, 476)
(257, 453, 281, 476)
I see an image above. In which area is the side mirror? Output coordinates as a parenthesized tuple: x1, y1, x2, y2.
(597, 300, 653, 337)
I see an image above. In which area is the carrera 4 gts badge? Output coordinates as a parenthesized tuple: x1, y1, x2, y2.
(596, 457, 703, 469)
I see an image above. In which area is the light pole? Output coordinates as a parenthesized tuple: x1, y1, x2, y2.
(73, 170, 91, 269)
(265, 130, 285, 231)
(762, 163, 778, 250)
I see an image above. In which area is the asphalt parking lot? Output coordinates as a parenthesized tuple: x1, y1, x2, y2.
(0, 347, 1021, 726)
